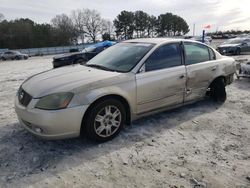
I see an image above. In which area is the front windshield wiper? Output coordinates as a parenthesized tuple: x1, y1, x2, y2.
(85, 64, 116, 72)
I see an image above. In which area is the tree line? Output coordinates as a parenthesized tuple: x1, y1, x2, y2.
(114, 11, 189, 39)
(0, 10, 190, 49)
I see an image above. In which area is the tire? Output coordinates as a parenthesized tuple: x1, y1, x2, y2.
(209, 78, 227, 103)
(15, 56, 20, 60)
(1, 57, 5, 61)
(83, 99, 126, 142)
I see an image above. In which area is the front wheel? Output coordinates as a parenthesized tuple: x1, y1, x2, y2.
(209, 78, 227, 103)
(83, 99, 126, 142)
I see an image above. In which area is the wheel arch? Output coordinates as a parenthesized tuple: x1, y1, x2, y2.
(208, 75, 226, 89)
(80, 94, 131, 135)
(206, 75, 227, 97)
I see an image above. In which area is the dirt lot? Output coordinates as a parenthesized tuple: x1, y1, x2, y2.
(0, 45, 250, 188)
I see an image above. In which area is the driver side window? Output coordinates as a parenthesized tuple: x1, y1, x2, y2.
(144, 43, 182, 72)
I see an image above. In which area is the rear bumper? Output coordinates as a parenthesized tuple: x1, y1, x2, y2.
(15, 96, 89, 140)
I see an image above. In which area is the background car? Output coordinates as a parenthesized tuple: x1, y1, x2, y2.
(217, 38, 250, 55)
(239, 61, 250, 78)
(52, 40, 116, 68)
(190, 36, 211, 44)
(1, 50, 29, 60)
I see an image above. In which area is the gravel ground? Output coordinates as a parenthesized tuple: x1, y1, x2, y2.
(0, 44, 250, 188)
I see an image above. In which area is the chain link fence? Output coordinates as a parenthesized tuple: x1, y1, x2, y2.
(1, 44, 93, 56)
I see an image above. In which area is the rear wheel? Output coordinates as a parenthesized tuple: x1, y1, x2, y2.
(209, 78, 227, 103)
(83, 99, 126, 142)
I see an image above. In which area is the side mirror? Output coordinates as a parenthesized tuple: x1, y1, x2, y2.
(138, 64, 146, 73)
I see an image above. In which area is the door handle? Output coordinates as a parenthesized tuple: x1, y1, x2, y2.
(186, 88, 192, 95)
(179, 74, 185, 79)
(212, 66, 217, 71)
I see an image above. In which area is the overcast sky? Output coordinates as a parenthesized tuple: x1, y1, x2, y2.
(0, 0, 249, 35)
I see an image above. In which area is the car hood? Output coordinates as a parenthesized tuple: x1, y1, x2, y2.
(22, 65, 125, 98)
(54, 52, 83, 59)
(218, 43, 240, 48)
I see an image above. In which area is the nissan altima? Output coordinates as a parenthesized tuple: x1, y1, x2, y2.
(15, 38, 236, 141)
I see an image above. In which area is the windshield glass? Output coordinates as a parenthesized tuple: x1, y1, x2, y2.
(82, 46, 96, 53)
(86, 42, 154, 72)
(224, 39, 244, 44)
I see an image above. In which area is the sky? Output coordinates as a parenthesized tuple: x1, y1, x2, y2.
(0, 0, 250, 35)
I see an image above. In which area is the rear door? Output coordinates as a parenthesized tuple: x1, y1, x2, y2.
(136, 43, 186, 114)
(183, 42, 217, 102)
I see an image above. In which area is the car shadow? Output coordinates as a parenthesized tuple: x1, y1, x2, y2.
(0, 99, 221, 186)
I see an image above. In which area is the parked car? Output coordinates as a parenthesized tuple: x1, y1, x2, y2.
(1, 51, 28, 60)
(211, 34, 236, 39)
(190, 36, 210, 44)
(217, 38, 250, 55)
(52, 41, 116, 68)
(15, 38, 236, 141)
(238, 61, 250, 78)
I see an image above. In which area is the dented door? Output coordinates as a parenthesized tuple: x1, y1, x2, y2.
(183, 42, 217, 102)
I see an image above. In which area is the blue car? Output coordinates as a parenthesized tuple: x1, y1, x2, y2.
(52, 41, 116, 68)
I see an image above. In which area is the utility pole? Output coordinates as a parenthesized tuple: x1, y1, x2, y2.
(202, 30, 205, 43)
(193, 23, 195, 36)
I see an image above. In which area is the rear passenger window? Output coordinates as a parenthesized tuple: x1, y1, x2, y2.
(145, 43, 182, 71)
(184, 42, 210, 65)
(208, 48, 216, 60)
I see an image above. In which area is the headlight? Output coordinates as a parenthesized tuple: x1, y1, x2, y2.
(35, 92, 74, 110)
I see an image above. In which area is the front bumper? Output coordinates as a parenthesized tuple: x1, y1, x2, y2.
(15, 96, 89, 140)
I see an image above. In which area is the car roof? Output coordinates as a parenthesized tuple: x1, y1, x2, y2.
(122, 38, 202, 45)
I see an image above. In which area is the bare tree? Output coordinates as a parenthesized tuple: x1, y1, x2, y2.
(0, 13, 4, 22)
(71, 9, 86, 43)
(102, 19, 115, 38)
(83, 9, 103, 42)
(51, 14, 76, 44)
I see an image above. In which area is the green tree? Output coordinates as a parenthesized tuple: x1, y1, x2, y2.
(102, 33, 111, 41)
(114, 11, 134, 39)
(146, 15, 157, 37)
(156, 13, 189, 36)
(134, 11, 149, 38)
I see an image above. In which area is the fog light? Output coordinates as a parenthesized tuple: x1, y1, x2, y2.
(34, 127, 42, 133)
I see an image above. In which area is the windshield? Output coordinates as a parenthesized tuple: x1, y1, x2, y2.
(82, 46, 96, 53)
(224, 39, 244, 44)
(86, 42, 154, 72)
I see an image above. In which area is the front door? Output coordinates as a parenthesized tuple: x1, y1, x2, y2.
(136, 43, 186, 114)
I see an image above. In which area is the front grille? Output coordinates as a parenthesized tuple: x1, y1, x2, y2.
(18, 87, 32, 107)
